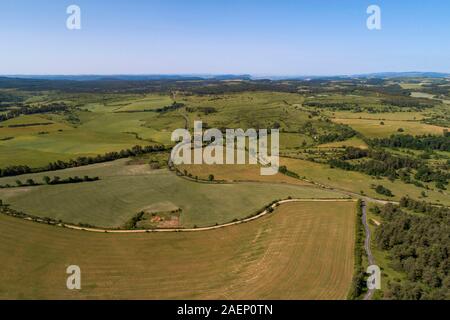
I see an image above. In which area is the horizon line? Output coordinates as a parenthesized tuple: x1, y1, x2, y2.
(1, 71, 449, 78)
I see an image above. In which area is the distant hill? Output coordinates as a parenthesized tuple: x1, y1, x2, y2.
(352, 72, 450, 79)
(1, 72, 448, 82)
(2, 74, 252, 81)
(255, 72, 450, 80)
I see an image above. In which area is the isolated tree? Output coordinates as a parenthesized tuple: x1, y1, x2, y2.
(208, 174, 214, 181)
(43, 176, 51, 184)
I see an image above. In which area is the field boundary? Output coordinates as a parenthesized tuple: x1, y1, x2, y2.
(347, 200, 367, 300)
(0, 198, 356, 234)
(175, 161, 401, 205)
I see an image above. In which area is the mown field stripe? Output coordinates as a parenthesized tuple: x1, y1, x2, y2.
(7, 198, 357, 234)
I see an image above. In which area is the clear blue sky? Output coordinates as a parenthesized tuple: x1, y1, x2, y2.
(0, 0, 449, 75)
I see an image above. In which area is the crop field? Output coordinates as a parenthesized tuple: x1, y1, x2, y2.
(178, 163, 311, 185)
(326, 110, 427, 121)
(331, 118, 447, 138)
(0, 159, 343, 228)
(0, 200, 356, 299)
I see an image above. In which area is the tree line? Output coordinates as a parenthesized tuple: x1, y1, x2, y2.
(304, 101, 360, 111)
(0, 144, 167, 178)
(154, 102, 185, 113)
(381, 98, 435, 110)
(0, 175, 100, 188)
(0, 103, 70, 122)
(278, 165, 300, 179)
(370, 132, 450, 152)
(331, 147, 421, 177)
(347, 200, 366, 299)
(186, 106, 217, 115)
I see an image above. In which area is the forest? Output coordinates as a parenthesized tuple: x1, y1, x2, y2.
(375, 198, 450, 300)
(329, 147, 449, 188)
(370, 132, 450, 151)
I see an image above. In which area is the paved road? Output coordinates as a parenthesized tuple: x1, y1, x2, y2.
(361, 200, 376, 300)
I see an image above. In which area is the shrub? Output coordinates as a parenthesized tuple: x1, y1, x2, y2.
(375, 185, 394, 197)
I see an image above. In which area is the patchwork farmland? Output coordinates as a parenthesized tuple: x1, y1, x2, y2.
(0, 76, 449, 300)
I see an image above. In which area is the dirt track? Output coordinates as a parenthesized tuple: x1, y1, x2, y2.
(361, 201, 376, 301)
(62, 198, 357, 233)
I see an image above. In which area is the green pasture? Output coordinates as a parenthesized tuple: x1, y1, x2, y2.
(0, 159, 343, 228)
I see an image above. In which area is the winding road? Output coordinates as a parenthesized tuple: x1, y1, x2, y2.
(57, 198, 356, 233)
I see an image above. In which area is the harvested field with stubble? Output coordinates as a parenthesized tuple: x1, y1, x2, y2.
(0, 200, 356, 299)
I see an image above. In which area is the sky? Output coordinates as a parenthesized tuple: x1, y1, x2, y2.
(0, 0, 449, 75)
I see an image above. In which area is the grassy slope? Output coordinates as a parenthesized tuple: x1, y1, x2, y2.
(0, 160, 343, 228)
(281, 157, 450, 206)
(178, 163, 311, 186)
(331, 118, 447, 138)
(0, 94, 178, 167)
(0, 201, 356, 299)
(0, 119, 146, 168)
(326, 110, 426, 121)
(317, 136, 368, 149)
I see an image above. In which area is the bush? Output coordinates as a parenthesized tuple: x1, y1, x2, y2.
(375, 185, 394, 197)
